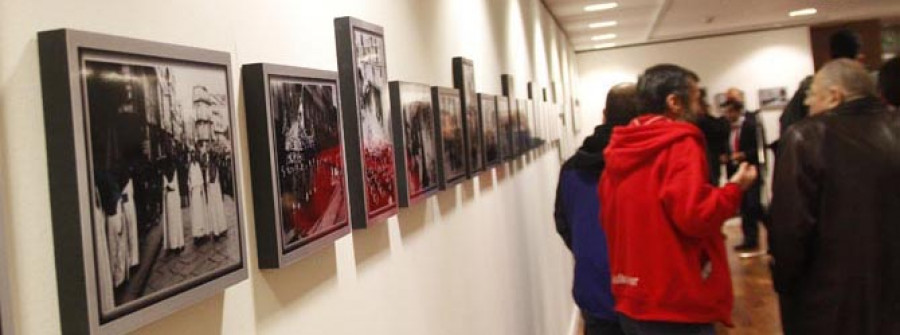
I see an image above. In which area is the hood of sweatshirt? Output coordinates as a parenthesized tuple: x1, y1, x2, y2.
(563, 124, 614, 173)
(603, 117, 705, 177)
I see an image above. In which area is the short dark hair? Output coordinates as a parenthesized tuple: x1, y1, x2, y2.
(880, 56, 900, 107)
(604, 83, 639, 126)
(636, 64, 699, 114)
(830, 29, 861, 60)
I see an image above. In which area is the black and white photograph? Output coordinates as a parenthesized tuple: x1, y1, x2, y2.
(479, 93, 501, 167)
(497, 96, 514, 160)
(38, 29, 248, 334)
(758, 87, 789, 110)
(335, 17, 399, 228)
(571, 98, 582, 134)
(390, 81, 439, 207)
(453, 57, 483, 176)
(515, 99, 529, 155)
(82, 52, 242, 320)
(243, 64, 351, 269)
(432, 87, 467, 187)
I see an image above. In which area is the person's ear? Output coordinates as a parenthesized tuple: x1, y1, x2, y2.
(665, 93, 681, 114)
(827, 86, 844, 107)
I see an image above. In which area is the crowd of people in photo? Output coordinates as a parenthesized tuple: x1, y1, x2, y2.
(85, 61, 235, 313)
(402, 100, 438, 194)
(555, 29, 900, 335)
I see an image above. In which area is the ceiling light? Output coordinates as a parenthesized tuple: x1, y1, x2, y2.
(789, 8, 817, 17)
(591, 34, 617, 41)
(594, 43, 617, 49)
(585, 2, 618, 12)
(588, 21, 618, 29)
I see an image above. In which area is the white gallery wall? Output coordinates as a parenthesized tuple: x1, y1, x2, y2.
(0, 0, 580, 334)
(575, 27, 816, 144)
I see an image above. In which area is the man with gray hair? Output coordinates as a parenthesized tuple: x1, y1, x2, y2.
(770, 58, 900, 334)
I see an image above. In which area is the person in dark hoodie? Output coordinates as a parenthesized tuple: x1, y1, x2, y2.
(554, 83, 639, 335)
(599, 64, 758, 334)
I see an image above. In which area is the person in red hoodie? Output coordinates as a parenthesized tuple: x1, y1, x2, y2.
(599, 64, 758, 334)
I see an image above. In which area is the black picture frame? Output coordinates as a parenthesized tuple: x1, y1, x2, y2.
(37, 29, 248, 334)
(0, 169, 12, 335)
(501, 74, 516, 99)
(335, 17, 399, 229)
(389, 81, 441, 207)
(479, 93, 501, 167)
(432, 87, 467, 188)
(242, 63, 351, 269)
(452, 57, 483, 176)
(496, 96, 515, 160)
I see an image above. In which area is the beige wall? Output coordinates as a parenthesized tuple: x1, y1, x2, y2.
(0, 0, 580, 333)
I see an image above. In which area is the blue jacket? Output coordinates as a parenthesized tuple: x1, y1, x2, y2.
(553, 125, 616, 321)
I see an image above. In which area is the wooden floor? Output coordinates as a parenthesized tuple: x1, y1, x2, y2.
(717, 218, 782, 335)
(574, 218, 783, 335)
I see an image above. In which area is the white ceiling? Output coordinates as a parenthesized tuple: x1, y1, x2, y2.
(544, 0, 900, 52)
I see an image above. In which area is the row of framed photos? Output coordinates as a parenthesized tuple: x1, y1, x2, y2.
(36, 17, 567, 335)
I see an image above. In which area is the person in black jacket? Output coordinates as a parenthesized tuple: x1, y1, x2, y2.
(878, 56, 900, 108)
(771, 59, 900, 335)
(723, 99, 765, 251)
(695, 89, 729, 185)
(554, 83, 638, 335)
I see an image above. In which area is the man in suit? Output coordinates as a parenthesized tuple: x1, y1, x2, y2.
(723, 99, 765, 251)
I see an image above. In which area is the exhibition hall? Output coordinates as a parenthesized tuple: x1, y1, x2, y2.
(1, 0, 900, 334)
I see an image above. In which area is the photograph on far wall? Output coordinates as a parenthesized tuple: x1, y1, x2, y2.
(571, 98, 581, 135)
(453, 57, 483, 176)
(501, 74, 516, 100)
(37, 29, 247, 334)
(243, 64, 350, 269)
(390, 81, 440, 207)
(496, 96, 514, 160)
(758, 87, 789, 110)
(714, 92, 728, 114)
(335, 17, 399, 228)
(432, 87, 467, 188)
(479, 93, 501, 167)
(516, 99, 531, 154)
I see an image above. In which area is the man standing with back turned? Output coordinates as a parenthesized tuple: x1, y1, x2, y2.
(600, 64, 758, 334)
(771, 59, 900, 335)
(554, 83, 638, 335)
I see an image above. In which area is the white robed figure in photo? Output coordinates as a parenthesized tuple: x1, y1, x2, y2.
(92, 188, 116, 314)
(189, 158, 210, 238)
(206, 160, 228, 237)
(161, 169, 185, 250)
(122, 179, 139, 266)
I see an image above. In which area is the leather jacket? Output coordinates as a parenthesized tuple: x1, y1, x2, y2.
(770, 96, 900, 334)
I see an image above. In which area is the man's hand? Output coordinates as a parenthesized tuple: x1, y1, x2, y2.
(729, 162, 758, 191)
(730, 152, 747, 163)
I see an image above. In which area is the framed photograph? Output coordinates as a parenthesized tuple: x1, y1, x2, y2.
(479, 93, 501, 167)
(497, 96, 515, 160)
(714, 92, 728, 114)
(515, 99, 531, 155)
(501, 74, 516, 99)
(0, 170, 12, 335)
(758, 87, 789, 110)
(389, 81, 440, 207)
(242, 64, 351, 269)
(37, 29, 247, 334)
(453, 57, 483, 176)
(432, 87, 467, 188)
(335, 17, 399, 229)
(572, 98, 582, 134)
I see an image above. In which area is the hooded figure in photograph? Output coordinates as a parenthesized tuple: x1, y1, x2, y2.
(207, 153, 228, 237)
(189, 151, 209, 239)
(161, 156, 185, 251)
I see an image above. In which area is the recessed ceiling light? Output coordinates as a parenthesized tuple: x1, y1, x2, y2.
(789, 8, 817, 17)
(589, 21, 618, 29)
(594, 43, 617, 49)
(591, 34, 617, 41)
(585, 2, 618, 12)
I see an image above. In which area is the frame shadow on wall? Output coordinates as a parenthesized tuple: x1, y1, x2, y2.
(396, 197, 430, 241)
(351, 219, 392, 271)
(252, 243, 339, 325)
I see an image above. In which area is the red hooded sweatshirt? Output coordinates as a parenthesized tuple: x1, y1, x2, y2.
(599, 115, 742, 325)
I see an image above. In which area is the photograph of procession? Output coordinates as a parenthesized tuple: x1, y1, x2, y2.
(455, 59, 483, 174)
(497, 96, 514, 160)
(435, 88, 467, 186)
(479, 94, 500, 166)
(353, 27, 398, 219)
(269, 76, 349, 252)
(393, 82, 439, 205)
(80, 52, 242, 321)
